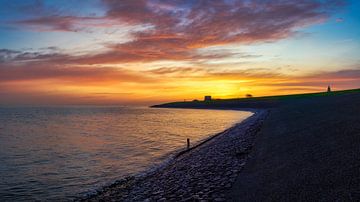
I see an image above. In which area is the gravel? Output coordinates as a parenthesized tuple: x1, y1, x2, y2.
(80, 110, 267, 202)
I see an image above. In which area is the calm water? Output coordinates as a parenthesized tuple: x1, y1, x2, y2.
(0, 106, 252, 201)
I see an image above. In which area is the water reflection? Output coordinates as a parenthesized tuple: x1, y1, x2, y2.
(0, 106, 252, 201)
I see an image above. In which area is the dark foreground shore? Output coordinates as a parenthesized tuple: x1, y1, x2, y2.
(82, 89, 360, 201)
(228, 90, 360, 201)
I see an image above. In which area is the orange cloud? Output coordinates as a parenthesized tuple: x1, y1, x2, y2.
(1, 62, 358, 105)
(0, 64, 156, 85)
(8, 0, 343, 64)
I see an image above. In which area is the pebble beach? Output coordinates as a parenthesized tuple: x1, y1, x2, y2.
(81, 110, 267, 201)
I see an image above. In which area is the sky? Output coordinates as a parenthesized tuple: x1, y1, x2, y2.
(0, 0, 359, 105)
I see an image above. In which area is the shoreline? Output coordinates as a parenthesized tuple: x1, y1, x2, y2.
(174, 108, 261, 158)
(80, 109, 267, 201)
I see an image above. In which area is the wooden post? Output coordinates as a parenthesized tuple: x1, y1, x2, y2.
(187, 138, 190, 150)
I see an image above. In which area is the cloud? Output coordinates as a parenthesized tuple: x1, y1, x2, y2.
(16, 15, 83, 32)
(147, 66, 286, 80)
(4, 0, 344, 64)
(0, 60, 358, 105)
(0, 48, 70, 63)
(0, 49, 22, 62)
(147, 67, 202, 75)
(15, 15, 126, 32)
(307, 69, 360, 80)
(147, 66, 360, 90)
(76, 0, 340, 64)
(0, 63, 156, 85)
(257, 69, 360, 89)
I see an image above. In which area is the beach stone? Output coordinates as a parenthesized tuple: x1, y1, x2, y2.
(80, 111, 267, 202)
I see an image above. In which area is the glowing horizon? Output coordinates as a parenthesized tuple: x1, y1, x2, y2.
(1, 0, 359, 105)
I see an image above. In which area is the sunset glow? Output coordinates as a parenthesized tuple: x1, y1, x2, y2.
(1, 0, 359, 105)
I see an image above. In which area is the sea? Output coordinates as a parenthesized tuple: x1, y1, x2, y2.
(0, 106, 252, 201)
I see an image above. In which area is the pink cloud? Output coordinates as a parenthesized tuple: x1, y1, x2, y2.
(7, 0, 344, 64)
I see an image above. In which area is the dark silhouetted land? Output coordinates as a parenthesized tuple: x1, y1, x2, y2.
(228, 89, 360, 201)
(154, 89, 360, 201)
(152, 89, 360, 110)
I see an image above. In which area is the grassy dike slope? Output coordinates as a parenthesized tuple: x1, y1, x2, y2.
(152, 89, 360, 110)
(229, 89, 360, 201)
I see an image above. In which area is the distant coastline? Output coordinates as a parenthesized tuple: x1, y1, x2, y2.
(151, 88, 360, 109)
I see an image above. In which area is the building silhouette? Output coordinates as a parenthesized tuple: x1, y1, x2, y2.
(204, 96, 212, 101)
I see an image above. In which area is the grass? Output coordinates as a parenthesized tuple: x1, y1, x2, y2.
(153, 88, 360, 108)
